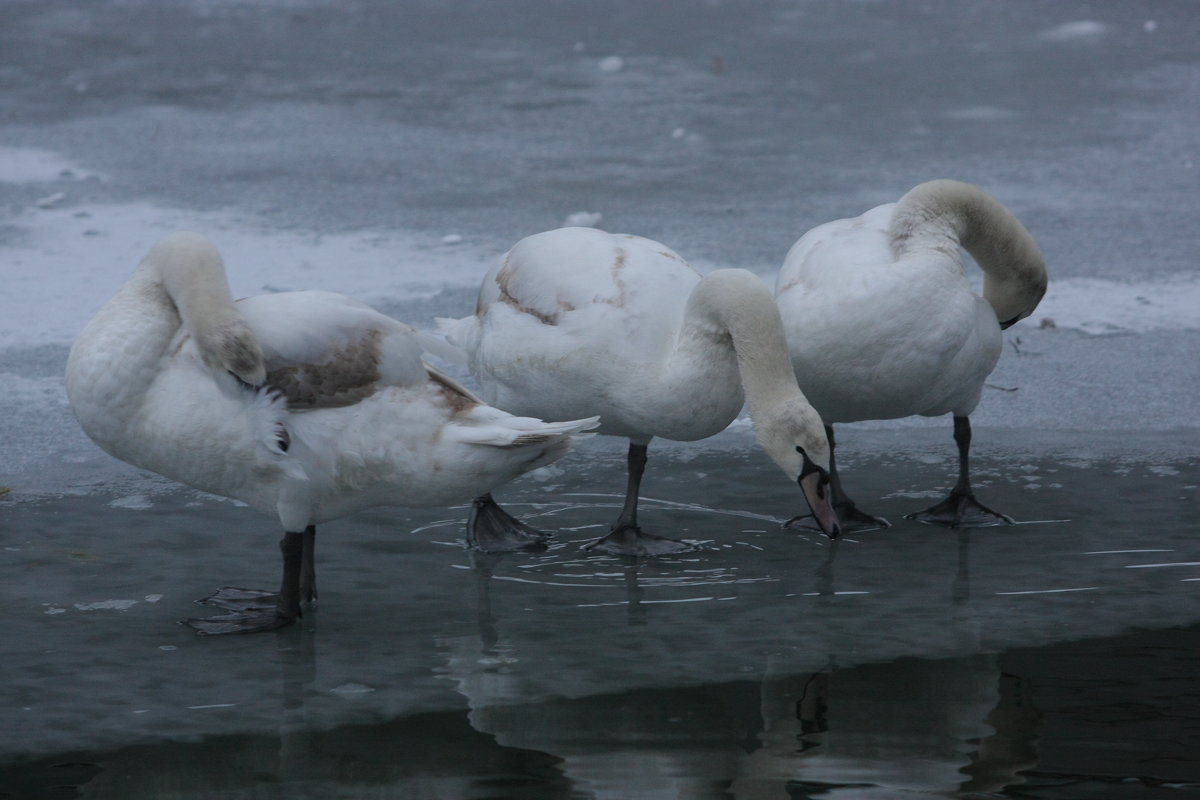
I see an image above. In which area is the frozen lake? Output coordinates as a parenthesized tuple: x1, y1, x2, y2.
(1, 0, 1198, 796)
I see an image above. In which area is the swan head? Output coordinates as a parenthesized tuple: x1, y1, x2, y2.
(146, 232, 268, 388)
(753, 401, 841, 539)
(988, 264, 1048, 330)
(200, 315, 267, 388)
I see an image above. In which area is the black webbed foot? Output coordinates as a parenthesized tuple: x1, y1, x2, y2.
(904, 491, 1015, 528)
(584, 524, 700, 557)
(181, 609, 297, 636)
(467, 495, 551, 553)
(182, 530, 310, 636)
(182, 587, 298, 635)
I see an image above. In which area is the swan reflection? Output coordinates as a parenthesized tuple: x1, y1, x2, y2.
(439, 545, 1041, 798)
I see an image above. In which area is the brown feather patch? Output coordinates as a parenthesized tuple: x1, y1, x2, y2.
(426, 368, 480, 414)
(266, 329, 384, 409)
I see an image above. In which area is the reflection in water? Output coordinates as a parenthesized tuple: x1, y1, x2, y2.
(277, 629, 320, 791)
(14, 632, 575, 799)
(6, 487, 1198, 797)
(11, 606, 1200, 798)
(954, 529, 972, 605)
(433, 551, 1045, 799)
(960, 672, 1042, 794)
(814, 539, 839, 597)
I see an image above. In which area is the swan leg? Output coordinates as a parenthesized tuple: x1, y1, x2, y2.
(786, 425, 891, 532)
(182, 531, 306, 635)
(467, 493, 550, 553)
(584, 442, 699, 556)
(905, 416, 1015, 528)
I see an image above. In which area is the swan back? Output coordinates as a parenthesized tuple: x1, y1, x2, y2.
(476, 226, 698, 351)
(453, 227, 715, 439)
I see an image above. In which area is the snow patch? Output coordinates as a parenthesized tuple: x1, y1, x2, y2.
(1038, 20, 1108, 41)
(110, 495, 153, 510)
(944, 106, 1019, 121)
(563, 211, 603, 228)
(598, 55, 624, 73)
(1034, 276, 1200, 334)
(74, 599, 139, 611)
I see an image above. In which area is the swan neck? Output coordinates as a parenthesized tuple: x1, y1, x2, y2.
(143, 234, 241, 336)
(65, 233, 264, 436)
(678, 269, 808, 417)
(889, 179, 1047, 324)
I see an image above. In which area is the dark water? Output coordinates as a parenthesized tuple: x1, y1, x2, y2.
(5, 628, 1200, 799)
(2, 434, 1197, 798)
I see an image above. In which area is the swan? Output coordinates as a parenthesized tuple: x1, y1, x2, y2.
(64, 232, 598, 635)
(775, 179, 1047, 528)
(441, 226, 841, 556)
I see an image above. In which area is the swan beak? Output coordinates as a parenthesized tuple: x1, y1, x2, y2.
(799, 471, 842, 540)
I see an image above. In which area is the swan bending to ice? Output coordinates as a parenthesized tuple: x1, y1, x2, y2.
(442, 227, 841, 556)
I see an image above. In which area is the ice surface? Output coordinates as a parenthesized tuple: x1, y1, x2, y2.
(0, 145, 101, 184)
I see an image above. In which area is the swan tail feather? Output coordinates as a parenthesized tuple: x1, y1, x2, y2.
(434, 316, 475, 350)
(417, 327, 469, 366)
(459, 415, 600, 449)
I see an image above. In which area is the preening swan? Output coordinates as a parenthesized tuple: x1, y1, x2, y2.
(65, 232, 597, 634)
(442, 227, 841, 556)
(775, 179, 1047, 528)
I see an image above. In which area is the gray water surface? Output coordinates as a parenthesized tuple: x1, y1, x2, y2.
(2, 438, 1198, 797)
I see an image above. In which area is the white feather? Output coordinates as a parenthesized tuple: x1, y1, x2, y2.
(65, 232, 598, 532)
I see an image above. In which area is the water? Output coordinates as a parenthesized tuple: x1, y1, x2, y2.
(2, 441, 1198, 797)
(2, 0, 1199, 796)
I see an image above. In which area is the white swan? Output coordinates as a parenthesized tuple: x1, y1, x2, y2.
(776, 179, 1047, 528)
(442, 226, 841, 555)
(65, 232, 598, 634)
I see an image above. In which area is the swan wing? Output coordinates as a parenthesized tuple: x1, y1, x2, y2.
(776, 202, 997, 422)
(777, 203, 897, 295)
(235, 291, 428, 408)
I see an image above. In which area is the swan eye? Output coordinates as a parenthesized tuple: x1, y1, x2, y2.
(228, 370, 259, 392)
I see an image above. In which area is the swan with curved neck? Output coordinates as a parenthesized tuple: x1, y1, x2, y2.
(443, 227, 841, 555)
(776, 179, 1047, 527)
(65, 232, 597, 634)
